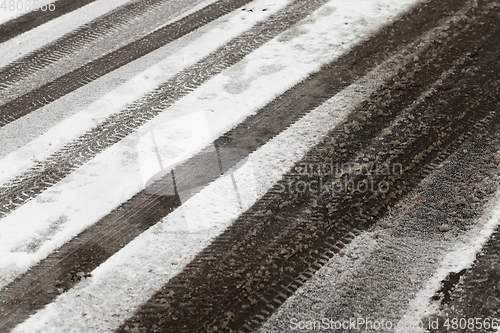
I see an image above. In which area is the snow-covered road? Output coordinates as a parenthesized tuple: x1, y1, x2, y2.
(1, 0, 500, 332)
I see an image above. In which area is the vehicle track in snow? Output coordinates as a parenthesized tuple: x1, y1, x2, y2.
(430, 230, 500, 332)
(0, 0, 332, 220)
(0, 0, 478, 331)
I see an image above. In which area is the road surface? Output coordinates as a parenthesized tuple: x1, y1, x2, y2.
(0, 0, 499, 332)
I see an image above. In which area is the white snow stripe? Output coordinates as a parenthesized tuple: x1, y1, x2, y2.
(9, 10, 425, 333)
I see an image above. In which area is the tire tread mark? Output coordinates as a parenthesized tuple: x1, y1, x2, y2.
(116, 6, 500, 332)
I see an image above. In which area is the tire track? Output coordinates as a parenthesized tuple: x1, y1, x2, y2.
(260, 124, 500, 332)
(0, 0, 254, 125)
(0, 0, 208, 97)
(116, 5, 500, 332)
(0, 0, 330, 218)
(0, 0, 99, 44)
(0, 0, 476, 331)
(443, 228, 500, 333)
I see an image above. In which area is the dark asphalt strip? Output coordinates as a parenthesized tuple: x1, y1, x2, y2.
(0, 0, 477, 331)
(0, 0, 255, 127)
(116, 7, 500, 333)
(0, 0, 98, 45)
(0, 1, 480, 329)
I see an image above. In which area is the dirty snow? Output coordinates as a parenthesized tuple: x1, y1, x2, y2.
(400, 188, 500, 333)
(257, 119, 500, 333)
